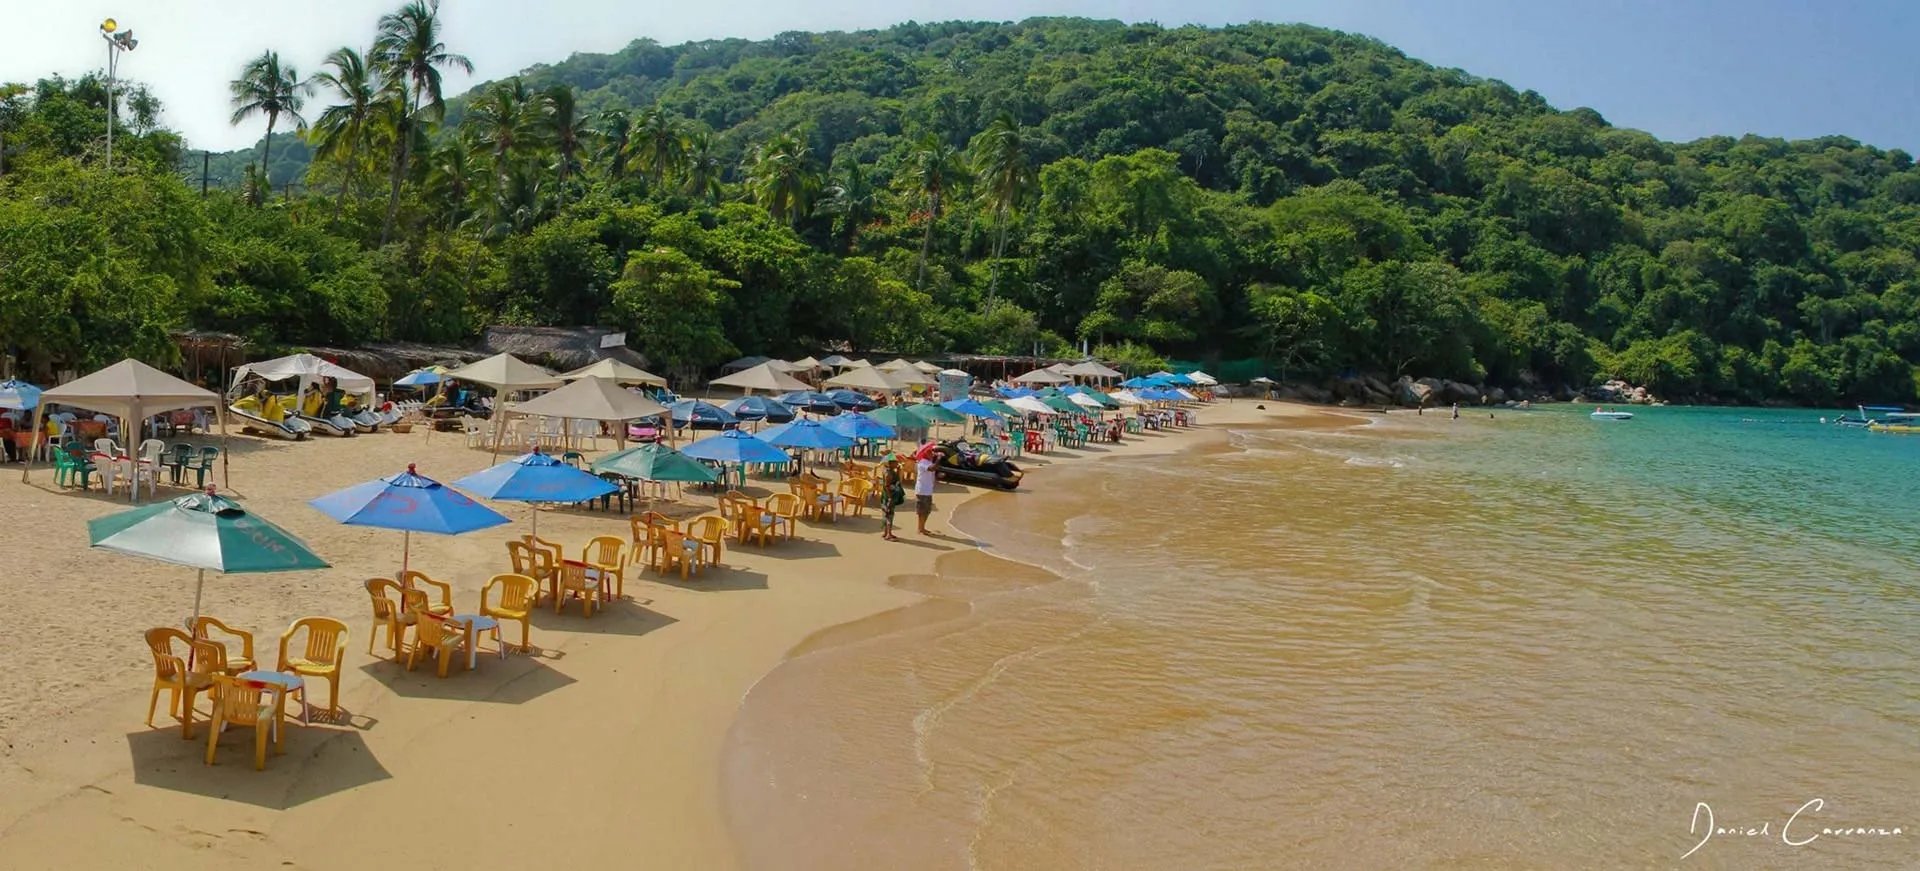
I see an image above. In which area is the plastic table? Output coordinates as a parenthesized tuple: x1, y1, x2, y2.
(450, 615, 506, 670)
(238, 670, 308, 727)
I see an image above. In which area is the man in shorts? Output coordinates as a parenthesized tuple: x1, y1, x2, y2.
(915, 445, 937, 535)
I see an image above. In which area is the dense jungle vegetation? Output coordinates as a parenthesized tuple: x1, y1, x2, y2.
(4, 6, 1919, 401)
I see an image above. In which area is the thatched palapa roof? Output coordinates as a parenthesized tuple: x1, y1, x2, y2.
(479, 326, 648, 373)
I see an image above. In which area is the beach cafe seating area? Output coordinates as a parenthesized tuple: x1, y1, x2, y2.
(10, 353, 1217, 781)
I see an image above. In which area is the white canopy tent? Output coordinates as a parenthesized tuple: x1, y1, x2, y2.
(1109, 390, 1147, 406)
(23, 359, 229, 498)
(824, 366, 910, 392)
(447, 353, 564, 453)
(559, 358, 668, 387)
(496, 376, 670, 459)
(1067, 392, 1107, 410)
(1012, 368, 1070, 385)
(911, 360, 943, 374)
(1062, 360, 1123, 379)
(1185, 371, 1219, 386)
(818, 354, 852, 368)
(711, 361, 812, 394)
(231, 353, 376, 405)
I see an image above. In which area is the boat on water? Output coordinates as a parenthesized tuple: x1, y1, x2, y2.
(1869, 412, 1920, 433)
(1591, 408, 1634, 421)
(1837, 405, 1906, 428)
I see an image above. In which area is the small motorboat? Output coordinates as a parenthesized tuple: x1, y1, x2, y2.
(1590, 409, 1634, 421)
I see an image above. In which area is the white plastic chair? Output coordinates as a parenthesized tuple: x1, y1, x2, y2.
(92, 453, 125, 496)
(93, 438, 122, 458)
(464, 420, 485, 448)
(126, 456, 158, 497)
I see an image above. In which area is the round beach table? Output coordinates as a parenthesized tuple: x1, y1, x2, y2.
(449, 615, 507, 670)
(237, 670, 308, 732)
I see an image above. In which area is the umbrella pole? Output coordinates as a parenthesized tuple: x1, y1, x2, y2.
(400, 530, 411, 580)
(192, 568, 206, 625)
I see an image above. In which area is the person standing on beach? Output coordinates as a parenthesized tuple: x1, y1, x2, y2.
(915, 445, 938, 535)
(1451, 402, 1460, 420)
(879, 458, 906, 542)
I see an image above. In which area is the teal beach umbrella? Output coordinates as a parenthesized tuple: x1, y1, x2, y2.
(89, 489, 330, 623)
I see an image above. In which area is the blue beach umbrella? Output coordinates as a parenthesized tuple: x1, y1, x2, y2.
(779, 390, 841, 414)
(670, 399, 740, 430)
(0, 379, 42, 410)
(680, 428, 792, 465)
(759, 418, 858, 451)
(824, 411, 896, 440)
(394, 369, 445, 387)
(1118, 377, 1154, 389)
(309, 464, 511, 575)
(825, 389, 878, 411)
(452, 450, 619, 538)
(722, 395, 797, 423)
(1166, 373, 1197, 386)
(941, 398, 1004, 421)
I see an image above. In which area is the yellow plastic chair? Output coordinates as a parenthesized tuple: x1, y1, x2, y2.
(407, 609, 466, 678)
(203, 674, 281, 770)
(687, 515, 727, 567)
(631, 512, 675, 568)
(399, 570, 455, 616)
(764, 493, 801, 543)
(191, 616, 256, 675)
(277, 618, 347, 716)
(838, 479, 872, 518)
(582, 535, 626, 599)
(506, 539, 554, 601)
(146, 627, 219, 738)
(553, 560, 600, 616)
(481, 573, 537, 652)
(656, 530, 699, 579)
(365, 578, 413, 661)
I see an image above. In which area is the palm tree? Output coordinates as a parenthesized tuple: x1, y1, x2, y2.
(971, 112, 1034, 305)
(307, 46, 380, 211)
(905, 131, 967, 289)
(425, 135, 482, 229)
(816, 153, 877, 253)
(594, 109, 633, 180)
(540, 85, 585, 210)
(228, 50, 308, 203)
(466, 78, 536, 201)
(372, 0, 472, 243)
(633, 107, 687, 189)
(682, 130, 725, 204)
(744, 131, 818, 227)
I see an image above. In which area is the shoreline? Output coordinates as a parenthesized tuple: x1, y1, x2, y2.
(0, 399, 1316, 869)
(717, 401, 1357, 868)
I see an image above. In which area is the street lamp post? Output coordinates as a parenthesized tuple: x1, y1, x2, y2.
(99, 18, 137, 173)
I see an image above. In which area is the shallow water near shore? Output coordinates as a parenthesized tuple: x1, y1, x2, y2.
(723, 405, 1920, 869)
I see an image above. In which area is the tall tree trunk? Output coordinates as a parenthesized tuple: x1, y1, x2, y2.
(917, 190, 941, 290)
(258, 114, 277, 206)
(986, 205, 1008, 306)
(381, 116, 412, 245)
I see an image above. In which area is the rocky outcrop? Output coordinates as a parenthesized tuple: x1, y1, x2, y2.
(1395, 375, 1433, 407)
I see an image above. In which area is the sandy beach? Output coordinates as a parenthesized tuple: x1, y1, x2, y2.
(0, 396, 1304, 869)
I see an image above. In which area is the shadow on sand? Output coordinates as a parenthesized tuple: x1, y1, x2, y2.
(126, 723, 391, 809)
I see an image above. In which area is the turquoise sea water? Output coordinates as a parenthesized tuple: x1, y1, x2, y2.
(726, 404, 1920, 869)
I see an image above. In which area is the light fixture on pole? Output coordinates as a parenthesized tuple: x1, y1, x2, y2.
(99, 18, 138, 174)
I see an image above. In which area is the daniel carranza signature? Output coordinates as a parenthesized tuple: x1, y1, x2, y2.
(1685, 799, 1905, 859)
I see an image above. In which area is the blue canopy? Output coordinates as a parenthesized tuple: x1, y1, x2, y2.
(722, 395, 797, 423)
(309, 465, 511, 536)
(825, 389, 878, 411)
(824, 411, 896, 440)
(1166, 373, 1196, 386)
(0, 379, 42, 411)
(779, 390, 841, 413)
(679, 428, 791, 464)
(451, 451, 618, 504)
(758, 418, 858, 450)
(1119, 377, 1154, 389)
(394, 369, 444, 387)
(940, 398, 1004, 420)
(996, 386, 1037, 398)
(670, 399, 739, 430)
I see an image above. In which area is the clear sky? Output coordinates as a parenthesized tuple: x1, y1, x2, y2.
(3, 0, 1914, 153)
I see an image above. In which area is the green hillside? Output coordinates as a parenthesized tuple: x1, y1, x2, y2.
(12, 13, 1920, 402)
